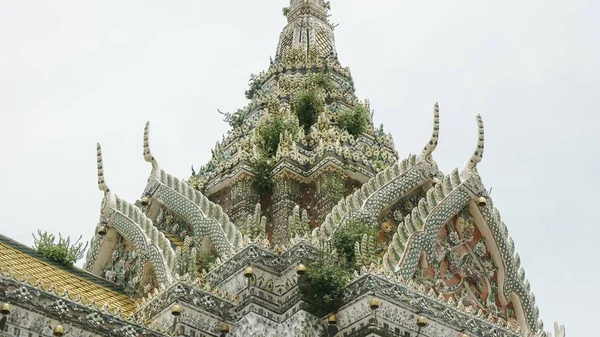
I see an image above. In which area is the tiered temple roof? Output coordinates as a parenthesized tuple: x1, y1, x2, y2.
(0, 235, 136, 315)
(0, 1, 564, 337)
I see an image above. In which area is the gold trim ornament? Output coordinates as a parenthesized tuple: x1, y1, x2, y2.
(171, 304, 182, 316)
(0, 303, 10, 315)
(53, 325, 65, 337)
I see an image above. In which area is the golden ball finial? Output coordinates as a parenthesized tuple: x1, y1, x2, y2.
(243, 267, 254, 278)
(53, 324, 65, 337)
(328, 314, 337, 325)
(219, 322, 230, 333)
(296, 264, 307, 275)
(97, 225, 107, 236)
(0, 303, 10, 315)
(171, 304, 182, 316)
(369, 297, 380, 310)
(417, 316, 427, 328)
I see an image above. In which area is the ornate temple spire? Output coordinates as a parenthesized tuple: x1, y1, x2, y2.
(277, 0, 337, 60)
(286, 0, 329, 22)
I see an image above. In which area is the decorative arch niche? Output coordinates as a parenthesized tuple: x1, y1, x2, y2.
(98, 234, 150, 296)
(419, 206, 522, 328)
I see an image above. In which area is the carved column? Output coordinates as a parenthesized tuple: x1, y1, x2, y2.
(271, 173, 302, 246)
(229, 175, 259, 227)
(315, 167, 347, 223)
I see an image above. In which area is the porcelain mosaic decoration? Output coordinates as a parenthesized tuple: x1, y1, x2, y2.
(0, 1, 563, 336)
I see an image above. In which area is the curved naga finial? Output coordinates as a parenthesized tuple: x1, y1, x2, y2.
(418, 102, 440, 162)
(97, 143, 109, 194)
(552, 322, 566, 337)
(465, 114, 485, 171)
(143, 121, 158, 169)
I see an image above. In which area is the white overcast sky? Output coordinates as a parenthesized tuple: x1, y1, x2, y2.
(0, 0, 597, 335)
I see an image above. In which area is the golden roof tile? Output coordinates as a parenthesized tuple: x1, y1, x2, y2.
(0, 240, 137, 316)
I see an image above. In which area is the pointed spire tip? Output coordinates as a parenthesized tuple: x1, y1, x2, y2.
(418, 102, 441, 161)
(466, 114, 485, 171)
(96, 143, 108, 193)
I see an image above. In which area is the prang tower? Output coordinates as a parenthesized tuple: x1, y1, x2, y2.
(0, 1, 564, 337)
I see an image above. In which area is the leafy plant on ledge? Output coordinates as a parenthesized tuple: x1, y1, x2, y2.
(292, 89, 323, 132)
(197, 250, 219, 273)
(253, 112, 298, 195)
(257, 114, 296, 158)
(245, 73, 262, 100)
(336, 104, 368, 137)
(32, 230, 88, 267)
(312, 72, 335, 93)
(331, 219, 380, 269)
(218, 108, 248, 129)
(282, 7, 290, 17)
(298, 253, 350, 317)
(252, 157, 274, 196)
